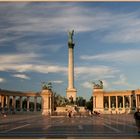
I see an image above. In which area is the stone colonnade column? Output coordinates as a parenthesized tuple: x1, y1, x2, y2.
(27, 96, 30, 111)
(108, 96, 110, 110)
(0, 93, 40, 112)
(123, 96, 125, 108)
(136, 95, 138, 108)
(12, 96, 16, 110)
(116, 96, 118, 108)
(6, 96, 10, 108)
(34, 97, 37, 112)
(20, 96, 22, 111)
(1, 95, 4, 108)
(0, 95, 1, 106)
(129, 95, 132, 109)
(49, 95, 52, 114)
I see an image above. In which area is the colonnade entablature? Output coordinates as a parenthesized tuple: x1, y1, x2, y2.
(93, 88, 140, 114)
(0, 89, 53, 116)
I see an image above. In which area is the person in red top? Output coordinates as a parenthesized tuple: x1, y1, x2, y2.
(134, 107, 140, 133)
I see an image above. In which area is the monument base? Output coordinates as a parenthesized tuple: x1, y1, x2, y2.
(66, 88, 77, 101)
(55, 105, 87, 114)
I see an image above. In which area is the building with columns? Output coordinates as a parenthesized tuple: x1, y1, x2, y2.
(93, 85, 140, 114)
(0, 89, 53, 115)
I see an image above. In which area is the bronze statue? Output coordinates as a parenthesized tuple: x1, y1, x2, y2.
(92, 80, 103, 89)
(68, 30, 74, 44)
(42, 82, 52, 90)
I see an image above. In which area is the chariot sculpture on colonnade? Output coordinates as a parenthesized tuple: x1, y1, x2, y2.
(92, 80, 103, 89)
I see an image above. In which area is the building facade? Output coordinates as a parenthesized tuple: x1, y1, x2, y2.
(93, 88, 140, 114)
(0, 89, 53, 115)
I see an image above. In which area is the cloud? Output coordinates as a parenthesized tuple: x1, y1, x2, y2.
(15, 42, 64, 53)
(12, 74, 30, 80)
(1, 3, 140, 45)
(0, 78, 6, 83)
(0, 63, 67, 74)
(80, 49, 140, 64)
(46, 44, 64, 52)
(51, 80, 63, 84)
(81, 81, 92, 89)
(0, 53, 67, 74)
(75, 66, 119, 76)
(0, 53, 40, 64)
(112, 74, 133, 88)
(102, 12, 140, 43)
(1, 2, 140, 47)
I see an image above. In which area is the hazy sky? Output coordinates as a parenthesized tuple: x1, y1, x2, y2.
(0, 2, 140, 100)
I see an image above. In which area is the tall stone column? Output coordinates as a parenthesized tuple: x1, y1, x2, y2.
(123, 96, 125, 108)
(34, 97, 37, 112)
(116, 96, 118, 108)
(109, 96, 111, 110)
(20, 96, 22, 111)
(66, 30, 77, 101)
(136, 95, 138, 108)
(1, 95, 4, 108)
(0, 95, 1, 106)
(6, 96, 10, 109)
(12, 96, 16, 110)
(49, 95, 52, 113)
(129, 95, 132, 109)
(27, 96, 30, 111)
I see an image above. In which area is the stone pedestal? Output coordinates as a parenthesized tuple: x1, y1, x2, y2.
(93, 89, 104, 113)
(41, 90, 53, 116)
(66, 88, 77, 101)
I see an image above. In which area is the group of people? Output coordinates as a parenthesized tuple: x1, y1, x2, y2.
(0, 105, 8, 117)
(0, 105, 15, 117)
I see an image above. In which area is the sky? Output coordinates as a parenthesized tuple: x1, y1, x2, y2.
(0, 2, 140, 100)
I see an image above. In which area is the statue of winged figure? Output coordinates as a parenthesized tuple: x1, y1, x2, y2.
(68, 30, 74, 44)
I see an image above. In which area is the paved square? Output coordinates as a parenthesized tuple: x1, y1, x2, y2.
(0, 113, 139, 139)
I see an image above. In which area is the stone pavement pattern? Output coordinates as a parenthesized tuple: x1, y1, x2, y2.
(0, 113, 139, 139)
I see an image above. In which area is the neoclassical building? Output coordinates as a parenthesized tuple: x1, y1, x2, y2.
(0, 89, 53, 115)
(93, 81, 140, 114)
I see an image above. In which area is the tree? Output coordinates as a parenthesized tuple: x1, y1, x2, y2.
(53, 93, 69, 110)
(85, 96, 93, 111)
(76, 96, 86, 106)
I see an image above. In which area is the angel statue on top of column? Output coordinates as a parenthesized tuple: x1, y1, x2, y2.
(68, 30, 74, 44)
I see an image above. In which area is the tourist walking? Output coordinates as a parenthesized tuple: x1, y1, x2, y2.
(134, 107, 140, 133)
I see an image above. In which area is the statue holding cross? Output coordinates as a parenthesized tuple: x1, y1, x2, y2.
(68, 30, 74, 44)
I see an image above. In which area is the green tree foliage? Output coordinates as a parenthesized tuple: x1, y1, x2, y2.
(53, 93, 69, 109)
(85, 96, 93, 111)
(76, 96, 86, 106)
